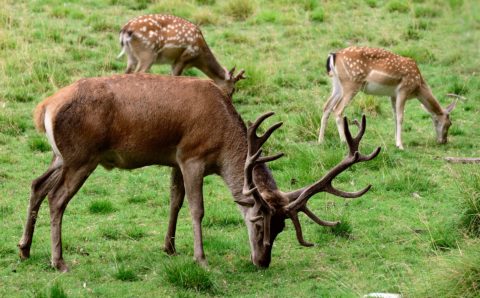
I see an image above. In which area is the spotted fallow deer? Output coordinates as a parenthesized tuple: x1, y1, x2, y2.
(117, 14, 245, 97)
(18, 73, 380, 272)
(318, 46, 458, 149)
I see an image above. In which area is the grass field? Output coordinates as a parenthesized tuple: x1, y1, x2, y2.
(1, 0, 480, 297)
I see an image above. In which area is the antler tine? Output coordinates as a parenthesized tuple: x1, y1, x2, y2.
(247, 112, 283, 153)
(325, 184, 372, 198)
(289, 205, 340, 247)
(301, 206, 340, 227)
(286, 115, 381, 213)
(243, 112, 284, 209)
(289, 211, 314, 247)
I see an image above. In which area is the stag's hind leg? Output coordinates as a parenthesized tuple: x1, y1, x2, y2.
(47, 163, 96, 272)
(164, 167, 185, 255)
(18, 156, 62, 259)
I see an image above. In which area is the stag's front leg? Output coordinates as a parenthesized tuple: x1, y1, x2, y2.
(180, 160, 207, 266)
(164, 167, 185, 255)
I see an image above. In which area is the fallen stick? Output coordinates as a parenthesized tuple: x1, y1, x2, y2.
(445, 157, 480, 164)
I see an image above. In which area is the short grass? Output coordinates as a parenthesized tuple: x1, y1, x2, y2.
(1, 0, 480, 297)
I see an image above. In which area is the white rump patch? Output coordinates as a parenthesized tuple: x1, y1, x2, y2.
(44, 107, 63, 161)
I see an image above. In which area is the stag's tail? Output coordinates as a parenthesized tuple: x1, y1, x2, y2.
(33, 102, 47, 133)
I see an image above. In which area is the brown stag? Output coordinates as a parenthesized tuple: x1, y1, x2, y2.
(18, 73, 380, 271)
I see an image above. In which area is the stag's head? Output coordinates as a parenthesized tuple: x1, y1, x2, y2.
(218, 67, 246, 98)
(239, 112, 381, 268)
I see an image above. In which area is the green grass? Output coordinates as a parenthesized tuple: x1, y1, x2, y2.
(0, 0, 480, 297)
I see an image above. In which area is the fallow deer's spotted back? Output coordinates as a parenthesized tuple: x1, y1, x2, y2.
(336, 46, 423, 89)
(121, 14, 204, 53)
(117, 14, 245, 96)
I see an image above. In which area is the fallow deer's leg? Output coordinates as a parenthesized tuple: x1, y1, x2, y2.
(318, 77, 343, 143)
(164, 167, 185, 255)
(394, 92, 407, 150)
(134, 49, 157, 73)
(125, 50, 138, 74)
(18, 156, 62, 259)
(179, 159, 206, 266)
(171, 60, 186, 76)
(48, 164, 96, 272)
(390, 96, 398, 146)
(333, 87, 359, 142)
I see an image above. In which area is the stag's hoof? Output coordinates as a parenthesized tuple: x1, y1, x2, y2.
(52, 259, 70, 273)
(18, 243, 31, 260)
(163, 245, 177, 255)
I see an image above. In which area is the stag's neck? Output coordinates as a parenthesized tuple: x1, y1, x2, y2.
(196, 45, 228, 83)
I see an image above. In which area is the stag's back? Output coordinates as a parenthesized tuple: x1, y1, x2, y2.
(35, 74, 246, 170)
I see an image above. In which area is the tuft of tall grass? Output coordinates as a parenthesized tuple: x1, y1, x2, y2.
(414, 245, 480, 298)
(164, 259, 216, 293)
(29, 136, 50, 152)
(114, 265, 140, 281)
(224, 0, 256, 20)
(310, 7, 325, 22)
(386, 1, 410, 13)
(459, 172, 480, 237)
(50, 283, 68, 298)
(89, 200, 115, 214)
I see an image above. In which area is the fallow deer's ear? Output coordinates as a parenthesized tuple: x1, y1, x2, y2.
(229, 66, 236, 78)
(446, 99, 458, 114)
(233, 69, 246, 83)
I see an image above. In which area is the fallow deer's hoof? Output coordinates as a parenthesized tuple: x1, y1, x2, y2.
(195, 257, 208, 268)
(18, 243, 30, 260)
(52, 259, 70, 273)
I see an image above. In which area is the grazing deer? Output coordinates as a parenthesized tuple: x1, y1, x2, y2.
(318, 46, 458, 149)
(18, 73, 380, 271)
(117, 14, 245, 96)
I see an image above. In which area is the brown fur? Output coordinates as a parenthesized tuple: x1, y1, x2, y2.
(20, 74, 378, 271)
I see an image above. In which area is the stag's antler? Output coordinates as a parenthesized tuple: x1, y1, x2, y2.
(242, 112, 283, 246)
(286, 115, 381, 246)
